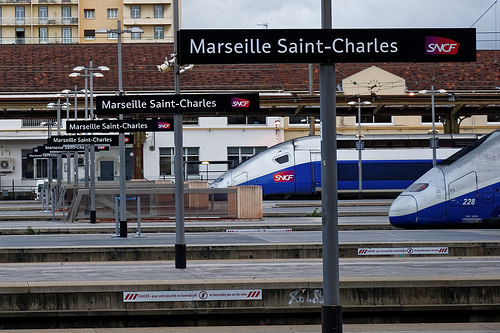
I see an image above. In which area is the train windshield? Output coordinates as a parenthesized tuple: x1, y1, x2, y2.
(439, 131, 495, 165)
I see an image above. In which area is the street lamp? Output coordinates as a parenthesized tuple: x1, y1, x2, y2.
(96, 21, 143, 237)
(348, 98, 371, 198)
(69, 62, 108, 224)
(418, 86, 446, 167)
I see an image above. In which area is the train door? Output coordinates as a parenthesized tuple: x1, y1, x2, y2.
(448, 172, 481, 223)
(310, 151, 321, 193)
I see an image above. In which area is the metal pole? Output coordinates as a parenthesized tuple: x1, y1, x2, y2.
(89, 61, 96, 224)
(117, 20, 128, 237)
(83, 69, 89, 214)
(56, 100, 62, 198)
(320, 1, 342, 332)
(357, 97, 362, 199)
(431, 85, 437, 167)
(308, 63, 315, 136)
(173, 0, 186, 269)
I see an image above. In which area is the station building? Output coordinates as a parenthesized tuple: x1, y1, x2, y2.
(0, 43, 498, 195)
(0, 0, 174, 44)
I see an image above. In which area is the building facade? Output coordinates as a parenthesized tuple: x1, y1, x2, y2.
(0, 0, 173, 45)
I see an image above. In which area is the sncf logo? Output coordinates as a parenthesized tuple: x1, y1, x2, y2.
(425, 36, 459, 55)
(157, 121, 171, 129)
(231, 97, 251, 108)
(273, 171, 294, 182)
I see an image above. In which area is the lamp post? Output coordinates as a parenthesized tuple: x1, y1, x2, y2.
(70, 62, 109, 224)
(61, 87, 80, 187)
(348, 98, 371, 199)
(418, 86, 446, 167)
(96, 21, 143, 237)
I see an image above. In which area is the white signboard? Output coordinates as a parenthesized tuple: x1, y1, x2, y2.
(358, 247, 449, 256)
(123, 289, 262, 302)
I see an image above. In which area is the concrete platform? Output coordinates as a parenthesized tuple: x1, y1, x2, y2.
(1, 258, 500, 327)
(1, 323, 500, 333)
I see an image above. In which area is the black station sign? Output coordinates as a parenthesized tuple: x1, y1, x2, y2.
(66, 119, 174, 133)
(47, 135, 134, 146)
(95, 93, 259, 115)
(177, 28, 476, 64)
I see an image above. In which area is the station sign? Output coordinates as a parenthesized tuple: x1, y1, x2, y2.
(177, 28, 476, 64)
(66, 119, 174, 133)
(48, 135, 133, 146)
(27, 152, 58, 158)
(95, 93, 259, 115)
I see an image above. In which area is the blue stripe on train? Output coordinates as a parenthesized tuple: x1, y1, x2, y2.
(240, 159, 435, 195)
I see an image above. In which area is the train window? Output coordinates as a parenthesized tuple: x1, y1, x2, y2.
(407, 183, 429, 192)
(274, 154, 290, 164)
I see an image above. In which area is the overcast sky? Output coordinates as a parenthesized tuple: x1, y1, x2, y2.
(181, 0, 499, 49)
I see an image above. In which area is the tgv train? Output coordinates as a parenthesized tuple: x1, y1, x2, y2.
(210, 134, 480, 196)
(389, 130, 500, 228)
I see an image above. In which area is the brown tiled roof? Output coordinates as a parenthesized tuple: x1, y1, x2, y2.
(0, 44, 497, 93)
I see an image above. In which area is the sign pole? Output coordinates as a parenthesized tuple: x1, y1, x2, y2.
(173, 0, 186, 269)
(320, 1, 342, 332)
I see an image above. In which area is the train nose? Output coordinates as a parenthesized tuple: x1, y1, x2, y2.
(389, 194, 418, 227)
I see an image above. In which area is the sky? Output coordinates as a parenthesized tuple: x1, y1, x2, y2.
(181, 0, 500, 49)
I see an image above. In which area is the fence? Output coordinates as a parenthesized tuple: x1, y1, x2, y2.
(63, 181, 262, 223)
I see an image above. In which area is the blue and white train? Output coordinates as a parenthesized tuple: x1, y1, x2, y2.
(389, 130, 500, 228)
(210, 134, 479, 196)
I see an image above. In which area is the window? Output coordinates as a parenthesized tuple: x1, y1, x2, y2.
(39, 27, 48, 44)
(227, 116, 267, 125)
(0, 7, 2, 25)
(22, 149, 56, 179)
(131, 5, 140, 18)
(159, 147, 200, 177)
(84, 9, 95, 19)
(487, 115, 500, 123)
(131, 26, 141, 40)
(15, 28, 25, 44)
(154, 5, 164, 18)
(154, 26, 164, 40)
(38, 7, 48, 24)
(107, 31, 118, 40)
(84, 29, 95, 40)
(227, 147, 266, 168)
(61, 6, 71, 24)
(107, 8, 118, 19)
(62, 27, 71, 44)
(15, 7, 25, 24)
(274, 154, 290, 164)
(358, 115, 392, 124)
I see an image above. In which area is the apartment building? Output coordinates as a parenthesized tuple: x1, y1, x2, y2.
(0, 0, 173, 44)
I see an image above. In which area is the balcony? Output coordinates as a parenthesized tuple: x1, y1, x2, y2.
(0, 16, 78, 26)
(123, 0, 171, 4)
(0, 0, 77, 3)
(123, 16, 172, 26)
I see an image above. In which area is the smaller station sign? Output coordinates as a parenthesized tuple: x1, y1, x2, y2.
(66, 119, 174, 133)
(95, 93, 259, 115)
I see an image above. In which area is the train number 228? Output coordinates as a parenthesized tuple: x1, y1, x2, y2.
(462, 198, 476, 206)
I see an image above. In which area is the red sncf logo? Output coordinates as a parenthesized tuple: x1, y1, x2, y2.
(157, 122, 171, 129)
(425, 36, 459, 55)
(273, 171, 294, 182)
(231, 98, 250, 108)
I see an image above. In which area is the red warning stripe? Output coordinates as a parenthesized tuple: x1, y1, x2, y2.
(247, 290, 261, 298)
(124, 293, 138, 300)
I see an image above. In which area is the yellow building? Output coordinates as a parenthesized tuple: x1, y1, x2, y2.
(0, 0, 174, 44)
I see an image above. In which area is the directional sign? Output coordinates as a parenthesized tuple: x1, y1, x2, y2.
(66, 119, 174, 133)
(95, 93, 259, 115)
(178, 28, 476, 64)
